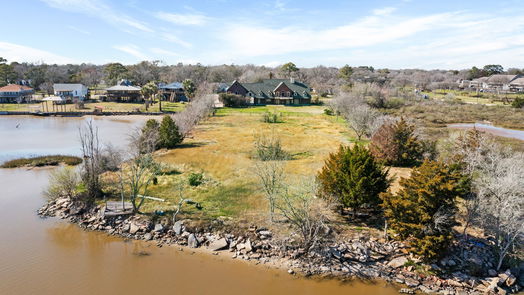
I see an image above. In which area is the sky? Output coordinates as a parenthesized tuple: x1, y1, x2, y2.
(0, 0, 523, 69)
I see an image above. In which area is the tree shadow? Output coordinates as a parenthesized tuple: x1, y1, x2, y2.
(176, 142, 208, 149)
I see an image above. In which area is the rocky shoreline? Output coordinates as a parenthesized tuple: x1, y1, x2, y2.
(39, 197, 523, 295)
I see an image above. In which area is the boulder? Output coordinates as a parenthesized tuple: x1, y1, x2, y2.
(387, 256, 409, 268)
(173, 221, 183, 235)
(404, 278, 419, 288)
(245, 238, 253, 252)
(208, 238, 228, 251)
(188, 234, 199, 248)
(129, 223, 140, 234)
(143, 233, 152, 241)
(153, 224, 164, 233)
(489, 269, 498, 277)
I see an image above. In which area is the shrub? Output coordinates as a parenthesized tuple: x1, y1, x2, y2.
(512, 97, 524, 108)
(317, 144, 390, 215)
(158, 115, 183, 149)
(370, 117, 429, 167)
(254, 132, 289, 161)
(219, 93, 250, 107)
(262, 111, 283, 123)
(188, 172, 204, 186)
(44, 167, 81, 200)
(323, 108, 334, 116)
(381, 160, 468, 261)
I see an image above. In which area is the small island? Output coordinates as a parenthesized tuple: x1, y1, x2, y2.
(1, 155, 83, 168)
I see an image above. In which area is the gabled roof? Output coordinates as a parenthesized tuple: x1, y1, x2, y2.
(486, 74, 520, 84)
(0, 84, 33, 92)
(237, 79, 310, 99)
(509, 77, 524, 86)
(159, 82, 183, 90)
(54, 83, 86, 91)
(106, 85, 141, 91)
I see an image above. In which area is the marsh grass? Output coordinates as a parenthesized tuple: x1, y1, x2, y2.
(1, 155, 82, 168)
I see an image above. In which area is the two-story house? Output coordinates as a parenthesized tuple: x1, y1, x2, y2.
(226, 78, 311, 105)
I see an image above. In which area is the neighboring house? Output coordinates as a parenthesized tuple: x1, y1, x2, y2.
(485, 74, 521, 91)
(469, 77, 489, 89)
(457, 79, 471, 89)
(0, 84, 34, 103)
(226, 78, 311, 105)
(105, 80, 142, 102)
(159, 82, 187, 102)
(508, 77, 524, 93)
(53, 83, 88, 101)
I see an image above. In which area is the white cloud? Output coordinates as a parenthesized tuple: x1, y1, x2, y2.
(41, 0, 153, 32)
(220, 12, 455, 58)
(113, 44, 149, 60)
(372, 7, 396, 16)
(160, 33, 192, 48)
(67, 25, 91, 35)
(0, 42, 76, 64)
(155, 12, 209, 26)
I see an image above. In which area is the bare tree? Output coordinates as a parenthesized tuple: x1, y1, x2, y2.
(173, 93, 215, 136)
(79, 120, 102, 200)
(119, 153, 161, 213)
(255, 159, 285, 222)
(447, 130, 524, 270)
(276, 183, 328, 252)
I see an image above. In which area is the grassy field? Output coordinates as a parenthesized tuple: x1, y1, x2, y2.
(0, 101, 185, 113)
(104, 105, 410, 235)
(428, 89, 522, 106)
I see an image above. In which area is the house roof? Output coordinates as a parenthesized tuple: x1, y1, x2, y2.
(54, 83, 86, 91)
(106, 85, 141, 91)
(0, 84, 33, 92)
(234, 79, 311, 99)
(471, 77, 489, 83)
(159, 82, 183, 90)
(509, 77, 524, 86)
(486, 74, 520, 84)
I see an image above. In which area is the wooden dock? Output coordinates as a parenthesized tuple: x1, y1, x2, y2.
(102, 201, 134, 218)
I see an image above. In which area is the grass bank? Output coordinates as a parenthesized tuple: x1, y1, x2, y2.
(1, 155, 82, 168)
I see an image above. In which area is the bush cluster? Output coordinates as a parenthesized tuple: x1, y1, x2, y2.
(219, 93, 250, 107)
(262, 111, 283, 123)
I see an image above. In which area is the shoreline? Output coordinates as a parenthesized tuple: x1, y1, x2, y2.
(38, 197, 522, 295)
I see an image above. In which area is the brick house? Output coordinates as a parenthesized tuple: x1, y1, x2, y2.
(226, 78, 311, 105)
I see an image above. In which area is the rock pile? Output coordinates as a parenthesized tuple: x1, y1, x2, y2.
(39, 197, 524, 294)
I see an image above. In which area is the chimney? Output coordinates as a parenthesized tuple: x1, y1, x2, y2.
(290, 77, 295, 84)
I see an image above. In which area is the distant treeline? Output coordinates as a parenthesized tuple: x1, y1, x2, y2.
(0, 57, 522, 94)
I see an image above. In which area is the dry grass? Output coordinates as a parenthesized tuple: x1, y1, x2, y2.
(140, 106, 352, 223)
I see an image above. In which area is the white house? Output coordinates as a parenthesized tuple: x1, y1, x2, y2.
(53, 83, 88, 100)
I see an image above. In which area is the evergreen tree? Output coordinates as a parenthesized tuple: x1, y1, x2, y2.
(158, 115, 183, 149)
(381, 160, 468, 260)
(370, 118, 428, 167)
(317, 144, 390, 214)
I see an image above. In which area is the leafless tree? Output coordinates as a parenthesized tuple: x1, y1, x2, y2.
(255, 159, 285, 222)
(276, 182, 328, 252)
(79, 120, 103, 200)
(173, 93, 215, 136)
(447, 130, 524, 270)
(119, 152, 161, 213)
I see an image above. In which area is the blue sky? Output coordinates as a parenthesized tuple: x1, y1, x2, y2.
(1, 0, 523, 69)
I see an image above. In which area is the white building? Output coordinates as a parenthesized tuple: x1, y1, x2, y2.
(53, 83, 88, 100)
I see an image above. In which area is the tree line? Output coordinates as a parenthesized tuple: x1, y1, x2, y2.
(2, 56, 522, 94)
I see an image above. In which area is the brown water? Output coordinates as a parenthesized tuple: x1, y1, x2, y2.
(0, 116, 399, 295)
